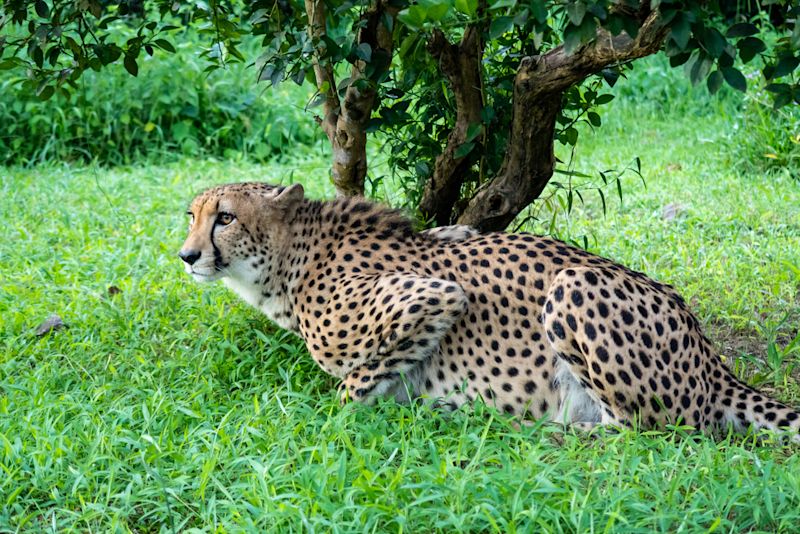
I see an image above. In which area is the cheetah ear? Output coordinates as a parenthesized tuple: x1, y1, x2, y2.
(270, 183, 304, 212)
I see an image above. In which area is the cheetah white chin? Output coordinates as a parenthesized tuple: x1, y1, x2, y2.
(179, 182, 800, 441)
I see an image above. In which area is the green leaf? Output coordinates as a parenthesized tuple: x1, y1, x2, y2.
(124, 55, 139, 77)
(455, 0, 478, 17)
(587, 3, 605, 20)
(397, 6, 426, 31)
(423, 1, 450, 22)
(356, 43, 372, 62)
(604, 13, 624, 36)
(564, 25, 582, 55)
(721, 67, 746, 92)
(454, 142, 475, 159)
(702, 28, 726, 58)
(737, 37, 765, 63)
(668, 52, 691, 68)
(489, 17, 514, 39)
(566, 2, 586, 26)
(793, 20, 800, 50)
(35, 0, 50, 17)
(669, 12, 691, 50)
(530, 0, 548, 23)
(600, 68, 619, 87)
(772, 91, 792, 109)
(620, 14, 639, 39)
(772, 55, 799, 79)
(595, 93, 614, 105)
(587, 112, 601, 127)
(726, 23, 758, 38)
(32, 47, 44, 69)
(565, 126, 578, 145)
(689, 53, 712, 86)
(513, 7, 529, 26)
(154, 39, 176, 53)
(465, 123, 483, 143)
(706, 70, 723, 94)
(489, 0, 517, 10)
(765, 83, 790, 95)
(718, 49, 734, 69)
(37, 85, 54, 101)
(0, 59, 21, 70)
(563, 17, 596, 55)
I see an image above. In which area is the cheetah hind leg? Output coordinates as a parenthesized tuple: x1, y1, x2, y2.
(508, 360, 623, 438)
(553, 360, 621, 426)
(542, 267, 646, 430)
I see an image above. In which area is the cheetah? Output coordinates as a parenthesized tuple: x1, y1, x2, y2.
(179, 182, 800, 439)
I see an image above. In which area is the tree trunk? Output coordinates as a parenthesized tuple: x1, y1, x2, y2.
(456, 87, 561, 231)
(418, 25, 485, 226)
(305, 0, 396, 197)
(454, 10, 667, 231)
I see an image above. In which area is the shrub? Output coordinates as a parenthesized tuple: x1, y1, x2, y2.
(0, 34, 321, 166)
(730, 87, 800, 176)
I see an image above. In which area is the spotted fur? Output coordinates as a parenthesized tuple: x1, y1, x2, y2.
(179, 182, 800, 439)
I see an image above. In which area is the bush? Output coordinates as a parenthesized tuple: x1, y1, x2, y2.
(0, 34, 322, 166)
(730, 87, 800, 176)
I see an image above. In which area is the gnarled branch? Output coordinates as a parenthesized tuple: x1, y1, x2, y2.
(419, 25, 485, 226)
(457, 10, 667, 231)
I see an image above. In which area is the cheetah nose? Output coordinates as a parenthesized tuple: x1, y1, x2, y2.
(179, 249, 201, 265)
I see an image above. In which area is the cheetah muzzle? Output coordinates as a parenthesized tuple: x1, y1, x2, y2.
(179, 182, 800, 440)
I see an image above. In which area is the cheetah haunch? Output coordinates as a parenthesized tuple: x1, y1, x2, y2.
(179, 182, 800, 439)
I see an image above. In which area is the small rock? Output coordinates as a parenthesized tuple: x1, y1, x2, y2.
(35, 314, 67, 336)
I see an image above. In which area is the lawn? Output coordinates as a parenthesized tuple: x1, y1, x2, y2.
(2, 70, 800, 531)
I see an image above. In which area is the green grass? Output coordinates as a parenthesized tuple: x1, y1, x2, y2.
(0, 32, 321, 166)
(3, 77, 800, 531)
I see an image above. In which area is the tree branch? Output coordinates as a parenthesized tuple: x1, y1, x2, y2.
(518, 11, 666, 98)
(419, 25, 485, 226)
(457, 10, 667, 231)
(304, 0, 339, 141)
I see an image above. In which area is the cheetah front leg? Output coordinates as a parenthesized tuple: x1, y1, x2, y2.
(304, 273, 468, 405)
(338, 356, 424, 405)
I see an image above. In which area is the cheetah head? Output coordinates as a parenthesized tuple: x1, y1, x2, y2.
(178, 182, 305, 282)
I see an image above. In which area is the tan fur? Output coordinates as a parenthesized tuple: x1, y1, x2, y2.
(180, 182, 800, 439)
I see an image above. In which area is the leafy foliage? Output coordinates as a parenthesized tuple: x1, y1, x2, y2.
(729, 79, 800, 175)
(0, 31, 320, 165)
(1, 1, 799, 223)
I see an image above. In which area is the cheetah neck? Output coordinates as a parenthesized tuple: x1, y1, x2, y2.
(222, 276, 296, 330)
(221, 203, 324, 332)
(224, 198, 416, 333)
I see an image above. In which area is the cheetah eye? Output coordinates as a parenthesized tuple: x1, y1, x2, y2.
(216, 212, 235, 226)
(186, 211, 194, 226)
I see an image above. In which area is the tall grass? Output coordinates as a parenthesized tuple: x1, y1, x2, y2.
(0, 33, 322, 166)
